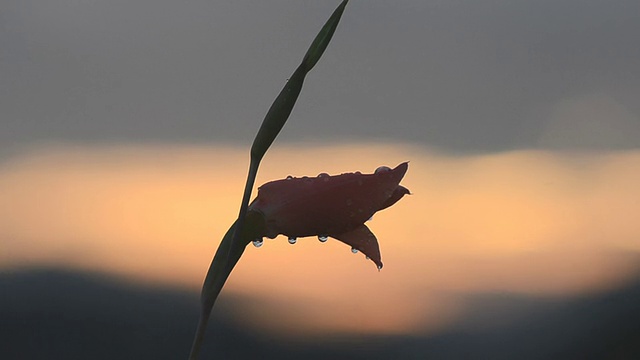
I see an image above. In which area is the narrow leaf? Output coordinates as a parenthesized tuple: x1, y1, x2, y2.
(189, 211, 265, 360)
(188, 221, 241, 360)
(301, 0, 350, 72)
(250, 0, 349, 162)
(250, 65, 306, 162)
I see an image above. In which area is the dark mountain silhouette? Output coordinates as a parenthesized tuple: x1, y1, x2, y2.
(1, 268, 639, 359)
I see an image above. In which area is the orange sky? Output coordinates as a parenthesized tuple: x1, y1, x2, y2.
(1, 143, 639, 336)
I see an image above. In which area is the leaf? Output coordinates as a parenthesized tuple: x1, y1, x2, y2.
(301, 0, 350, 72)
(188, 221, 241, 360)
(250, 0, 349, 162)
(188, 211, 265, 360)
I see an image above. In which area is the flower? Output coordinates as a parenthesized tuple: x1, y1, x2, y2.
(248, 162, 410, 269)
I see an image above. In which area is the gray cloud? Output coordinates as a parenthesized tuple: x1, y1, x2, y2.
(2, 0, 639, 155)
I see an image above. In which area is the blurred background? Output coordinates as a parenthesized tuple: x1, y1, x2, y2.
(1, 0, 639, 359)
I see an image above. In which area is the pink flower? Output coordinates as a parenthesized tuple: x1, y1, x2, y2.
(248, 162, 409, 269)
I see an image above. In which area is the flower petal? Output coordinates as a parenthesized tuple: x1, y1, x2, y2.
(251, 162, 409, 238)
(331, 224, 383, 269)
(378, 185, 410, 212)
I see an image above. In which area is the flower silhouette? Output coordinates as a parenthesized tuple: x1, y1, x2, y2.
(248, 162, 410, 269)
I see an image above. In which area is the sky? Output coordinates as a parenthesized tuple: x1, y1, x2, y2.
(2, 0, 640, 155)
(2, 0, 640, 347)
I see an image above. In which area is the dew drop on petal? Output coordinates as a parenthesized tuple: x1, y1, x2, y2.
(351, 247, 358, 254)
(286, 175, 294, 180)
(252, 238, 264, 248)
(367, 216, 373, 222)
(288, 237, 297, 245)
(377, 264, 383, 271)
(317, 172, 329, 178)
(318, 235, 328, 243)
(375, 166, 391, 174)
(365, 256, 370, 260)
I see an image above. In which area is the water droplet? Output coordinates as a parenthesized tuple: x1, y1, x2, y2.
(318, 235, 328, 243)
(252, 238, 264, 248)
(351, 247, 358, 254)
(288, 237, 297, 245)
(317, 172, 329, 178)
(286, 175, 294, 180)
(367, 216, 373, 222)
(377, 264, 383, 270)
(365, 256, 370, 260)
(375, 166, 391, 174)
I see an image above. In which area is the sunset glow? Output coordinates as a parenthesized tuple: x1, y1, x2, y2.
(1, 143, 639, 336)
